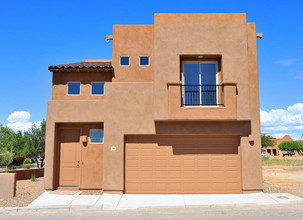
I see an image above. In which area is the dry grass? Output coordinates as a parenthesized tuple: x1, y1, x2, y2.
(262, 158, 303, 166)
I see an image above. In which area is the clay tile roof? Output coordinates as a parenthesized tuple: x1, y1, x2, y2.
(48, 61, 113, 70)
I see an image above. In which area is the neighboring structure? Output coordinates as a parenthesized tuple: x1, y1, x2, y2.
(45, 14, 263, 194)
(262, 135, 293, 156)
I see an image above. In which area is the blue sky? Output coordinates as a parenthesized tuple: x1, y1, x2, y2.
(0, 0, 302, 139)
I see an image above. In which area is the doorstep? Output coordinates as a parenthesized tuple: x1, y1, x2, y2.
(27, 192, 303, 210)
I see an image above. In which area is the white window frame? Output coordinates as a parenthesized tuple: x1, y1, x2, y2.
(181, 60, 219, 107)
(67, 81, 81, 96)
(120, 56, 130, 66)
(139, 56, 150, 66)
(89, 129, 104, 144)
(91, 81, 105, 96)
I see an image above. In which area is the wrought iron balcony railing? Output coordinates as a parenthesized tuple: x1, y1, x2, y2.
(181, 84, 224, 106)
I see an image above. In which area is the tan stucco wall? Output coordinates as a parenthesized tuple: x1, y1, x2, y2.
(0, 173, 16, 198)
(45, 13, 263, 192)
(52, 71, 112, 100)
(112, 25, 154, 82)
(45, 82, 156, 190)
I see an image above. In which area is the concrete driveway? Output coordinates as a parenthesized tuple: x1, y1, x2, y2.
(28, 191, 303, 210)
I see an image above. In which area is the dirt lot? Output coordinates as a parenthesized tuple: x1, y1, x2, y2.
(0, 177, 45, 207)
(263, 165, 303, 197)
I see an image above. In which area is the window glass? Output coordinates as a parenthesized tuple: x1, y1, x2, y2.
(200, 63, 217, 105)
(90, 129, 103, 144)
(67, 82, 80, 95)
(183, 63, 200, 105)
(120, 56, 130, 66)
(140, 56, 149, 66)
(91, 82, 104, 95)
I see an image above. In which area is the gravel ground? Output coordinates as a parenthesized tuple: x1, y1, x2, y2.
(263, 165, 303, 197)
(0, 177, 45, 207)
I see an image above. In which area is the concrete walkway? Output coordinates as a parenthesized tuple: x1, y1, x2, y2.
(28, 192, 303, 210)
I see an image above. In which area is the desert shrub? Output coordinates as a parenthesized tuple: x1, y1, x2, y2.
(23, 164, 32, 169)
(30, 174, 37, 182)
(0, 150, 15, 168)
(262, 156, 270, 161)
(9, 165, 17, 170)
(23, 158, 31, 165)
(14, 156, 24, 165)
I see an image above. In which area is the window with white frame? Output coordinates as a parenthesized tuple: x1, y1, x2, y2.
(67, 82, 81, 95)
(139, 56, 149, 66)
(89, 129, 104, 144)
(120, 56, 130, 66)
(91, 82, 104, 95)
(182, 61, 218, 106)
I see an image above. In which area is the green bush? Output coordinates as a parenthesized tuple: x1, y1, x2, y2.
(30, 174, 37, 182)
(262, 156, 270, 161)
(9, 165, 17, 170)
(23, 164, 32, 169)
(23, 158, 31, 165)
(279, 141, 303, 151)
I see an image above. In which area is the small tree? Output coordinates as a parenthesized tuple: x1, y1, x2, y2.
(0, 125, 16, 168)
(22, 120, 46, 168)
(278, 141, 303, 153)
(0, 148, 15, 169)
(261, 133, 274, 148)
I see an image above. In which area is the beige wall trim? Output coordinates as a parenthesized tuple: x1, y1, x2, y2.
(256, 33, 263, 39)
(167, 81, 182, 86)
(222, 81, 237, 86)
(106, 35, 113, 41)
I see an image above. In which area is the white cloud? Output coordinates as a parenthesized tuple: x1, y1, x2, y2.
(275, 58, 297, 66)
(261, 103, 303, 140)
(5, 111, 41, 132)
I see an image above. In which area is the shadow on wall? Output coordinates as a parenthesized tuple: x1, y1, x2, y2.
(125, 121, 251, 155)
(154, 121, 251, 136)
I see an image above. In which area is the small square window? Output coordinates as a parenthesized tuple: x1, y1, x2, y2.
(120, 56, 130, 66)
(91, 82, 104, 95)
(67, 82, 80, 95)
(90, 129, 103, 144)
(140, 56, 149, 66)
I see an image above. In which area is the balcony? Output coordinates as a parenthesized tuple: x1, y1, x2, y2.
(181, 85, 224, 107)
(167, 81, 238, 120)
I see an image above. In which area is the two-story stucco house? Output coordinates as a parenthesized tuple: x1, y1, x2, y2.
(45, 13, 263, 194)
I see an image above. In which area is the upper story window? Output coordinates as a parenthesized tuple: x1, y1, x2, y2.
(90, 129, 104, 144)
(91, 82, 105, 95)
(182, 61, 219, 106)
(139, 56, 149, 66)
(67, 82, 81, 95)
(120, 56, 130, 66)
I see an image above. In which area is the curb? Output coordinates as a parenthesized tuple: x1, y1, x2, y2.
(1, 198, 302, 214)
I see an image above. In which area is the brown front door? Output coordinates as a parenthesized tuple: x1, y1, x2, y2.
(59, 128, 81, 187)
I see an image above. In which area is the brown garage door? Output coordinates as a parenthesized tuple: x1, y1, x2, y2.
(125, 135, 241, 194)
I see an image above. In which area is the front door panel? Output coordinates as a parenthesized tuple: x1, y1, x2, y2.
(80, 126, 103, 189)
(59, 129, 81, 187)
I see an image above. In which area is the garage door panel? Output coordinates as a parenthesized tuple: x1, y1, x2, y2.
(168, 170, 182, 178)
(125, 135, 241, 194)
